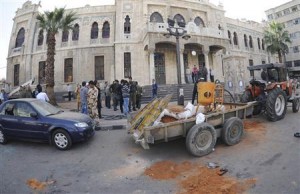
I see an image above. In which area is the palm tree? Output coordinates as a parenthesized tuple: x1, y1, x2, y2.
(264, 21, 291, 63)
(36, 8, 77, 105)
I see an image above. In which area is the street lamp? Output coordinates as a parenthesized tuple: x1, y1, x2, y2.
(164, 18, 191, 105)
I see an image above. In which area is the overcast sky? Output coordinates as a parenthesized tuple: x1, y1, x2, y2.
(0, 0, 291, 80)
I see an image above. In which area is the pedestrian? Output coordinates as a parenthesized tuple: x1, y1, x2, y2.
(121, 79, 130, 116)
(75, 84, 81, 112)
(94, 80, 102, 118)
(192, 78, 205, 105)
(110, 80, 120, 111)
(80, 81, 88, 114)
(87, 80, 100, 125)
(104, 81, 111, 109)
(116, 80, 124, 113)
(129, 77, 137, 111)
(209, 68, 215, 82)
(67, 84, 72, 101)
(198, 65, 208, 81)
(136, 82, 143, 109)
(192, 65, 199, 83)
(36, 84, 49, 102)
(0, 88, 8, 104)
(152, 79, 158, 99)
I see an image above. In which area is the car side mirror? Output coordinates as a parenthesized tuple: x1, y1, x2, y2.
(30, 112, 38, 118)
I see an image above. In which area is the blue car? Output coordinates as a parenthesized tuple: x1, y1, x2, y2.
(0, 98, 95, 150)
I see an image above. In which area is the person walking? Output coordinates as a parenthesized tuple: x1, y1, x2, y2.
(129, 78, 137, 111)
(80, 81, 88, 114)
(67, 84, 73, 101)
(121, 79, 130, 116)
(87, 80, 100, 125)
(104, 81, 111, 109)
(152, 79, 158, 99)
(136, 82, 143, 109)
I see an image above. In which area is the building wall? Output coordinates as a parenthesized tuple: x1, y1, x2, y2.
(6, 0, 276, 94)
(265, 0, 300, 78)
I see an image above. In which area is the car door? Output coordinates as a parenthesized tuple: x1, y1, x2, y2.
(13, 102, 48, 140)
(0, 102, 21, 138)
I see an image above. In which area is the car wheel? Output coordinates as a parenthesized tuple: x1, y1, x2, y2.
(52, 129, 72, 150)
(0, 128, 8, 144)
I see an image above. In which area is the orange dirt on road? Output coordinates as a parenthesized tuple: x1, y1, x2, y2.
(144, 161, 256, 194)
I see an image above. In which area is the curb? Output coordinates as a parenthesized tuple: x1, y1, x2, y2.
(97, 125, 127, 131)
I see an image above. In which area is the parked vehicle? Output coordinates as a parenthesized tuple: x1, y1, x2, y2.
(0, 98, 95, 150)
(241, 63, 300, 121)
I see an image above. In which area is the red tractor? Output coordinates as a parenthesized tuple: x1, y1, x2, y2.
(241, 63, 300, 121)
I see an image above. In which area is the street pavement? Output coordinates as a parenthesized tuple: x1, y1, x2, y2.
(58, 100, 129, 131)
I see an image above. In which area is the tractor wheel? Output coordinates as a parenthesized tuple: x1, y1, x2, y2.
(241, 90, 252, 103)
(266, 88, 287, 122)
(292, 98, 300, 113)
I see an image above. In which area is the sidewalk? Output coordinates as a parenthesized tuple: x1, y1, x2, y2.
(57, 100, 130, 130)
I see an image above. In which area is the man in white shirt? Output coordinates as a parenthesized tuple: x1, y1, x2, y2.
(36, 84, 49, 102)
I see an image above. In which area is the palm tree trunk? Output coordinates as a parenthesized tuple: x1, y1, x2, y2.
(46, 32, 57, 105)
(278, 51, 282, 63)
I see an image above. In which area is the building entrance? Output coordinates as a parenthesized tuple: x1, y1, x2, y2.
(154, 53, 166, 84)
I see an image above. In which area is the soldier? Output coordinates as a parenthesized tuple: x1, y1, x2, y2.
(87, 80, 100, 125)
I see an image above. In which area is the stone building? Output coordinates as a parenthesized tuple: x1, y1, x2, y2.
(265, 0, 300, 80)
(6, 0, 276, 95)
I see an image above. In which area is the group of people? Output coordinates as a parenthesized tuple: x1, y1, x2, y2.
(105, 77, 143, 116)
(191, 65, 214, 83)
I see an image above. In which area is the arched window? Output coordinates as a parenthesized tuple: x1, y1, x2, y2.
(72, 24, 79, 41)
(91, 22, 99, 39)
(244, 34, 248, 47)
(228, 30, 232, 44)
(150, 12, 164, 23)
(173, 14, 185, 24)
(38, 30, 44, 46)
(15, 28, 25, 48)
(102, 21, 110, 38)
(249, 36, 253, 48)
(262, 39, 265, 50)
(233, 32, 238, 45)
(62, 30, 69, 42)
(257, 38, 261, 50)
(194, 17, 205, 27)
(124, 15, 131, 34)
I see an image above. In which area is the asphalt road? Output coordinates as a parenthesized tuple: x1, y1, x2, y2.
(0, 109, 299, 194)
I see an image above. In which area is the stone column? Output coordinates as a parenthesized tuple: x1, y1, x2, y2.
(204, 50, 210, 81)
(149, 48, 155, 84)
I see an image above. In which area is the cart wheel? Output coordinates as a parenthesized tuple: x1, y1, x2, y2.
(221, 117, 244, 146)
(186, 123, 217, 157)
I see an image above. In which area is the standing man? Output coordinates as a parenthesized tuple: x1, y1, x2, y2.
(129, 77, 137, 111)
(110, 80, 119, 111)
(94, 80, 102, 118)
(192, 65, 199, 83)
(67, 84, 73, 101)
(80, 81, 88, 114)
(136, 82, 143, 109)
(104, 81, 111, 109)
(152, 79, 158, 99)
(87, 80, 100, 125)
(198, 65, 208, 81)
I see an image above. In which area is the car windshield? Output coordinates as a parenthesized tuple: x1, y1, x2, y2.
(30, 100, 62, 116)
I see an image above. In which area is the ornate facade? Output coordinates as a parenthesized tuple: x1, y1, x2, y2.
(6, 0, 276, 94)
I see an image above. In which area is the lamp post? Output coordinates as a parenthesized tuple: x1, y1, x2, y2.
(164, 18, 191, 105)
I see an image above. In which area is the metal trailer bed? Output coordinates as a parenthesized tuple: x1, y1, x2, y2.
(132, 102, 256, 157)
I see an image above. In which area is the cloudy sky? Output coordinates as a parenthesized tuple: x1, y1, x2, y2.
(0, 0, 291, 80)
